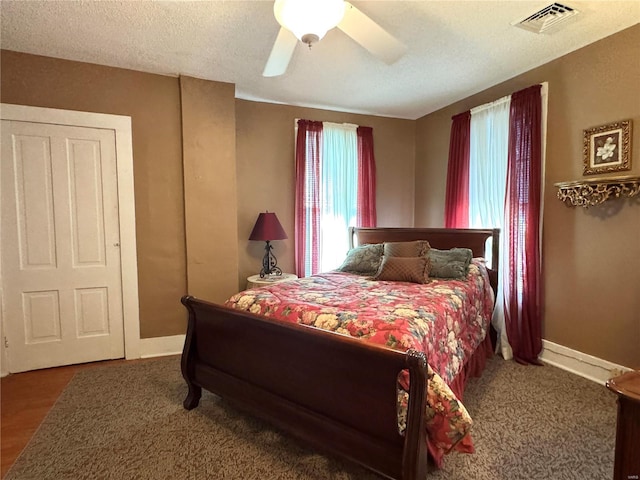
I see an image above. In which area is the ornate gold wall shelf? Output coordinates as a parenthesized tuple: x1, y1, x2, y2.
(555, 175, 640, 207)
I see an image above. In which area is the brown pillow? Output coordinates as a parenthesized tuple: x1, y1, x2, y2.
(383, 240, 431, 258)
(373, 256, 430, 284)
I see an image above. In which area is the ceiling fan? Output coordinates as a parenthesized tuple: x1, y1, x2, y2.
(263, 0, 407, 77)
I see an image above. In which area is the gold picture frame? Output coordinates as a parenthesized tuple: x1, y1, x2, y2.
(583, 120, 632, 176)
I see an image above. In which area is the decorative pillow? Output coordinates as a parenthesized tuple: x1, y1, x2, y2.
(336, 243, 384, 276)
(383, 240, 430, 258)
(427, 248, 473, 279)
(373, 255, 430, 284)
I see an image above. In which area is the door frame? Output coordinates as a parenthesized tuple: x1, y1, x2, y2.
(0, 103, 140, 374)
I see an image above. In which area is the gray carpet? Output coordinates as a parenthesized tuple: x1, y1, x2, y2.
(6, 355, 617, 480)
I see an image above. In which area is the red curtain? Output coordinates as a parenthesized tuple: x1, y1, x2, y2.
(356, 126, 377, 227)
(504, 85, 543, 365)
(294, 120, 322, 277)
(444, 111, 471, 228)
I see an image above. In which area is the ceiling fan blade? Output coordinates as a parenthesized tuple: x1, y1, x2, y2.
(338, 2, 407, 65)
(263, 27, 298, 77)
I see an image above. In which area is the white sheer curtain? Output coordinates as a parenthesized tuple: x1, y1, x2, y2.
(319, 122, 358, 272)
(469, 95, 513, 360)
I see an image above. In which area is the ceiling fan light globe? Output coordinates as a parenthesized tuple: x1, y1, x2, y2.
(273, 0, 345, 43)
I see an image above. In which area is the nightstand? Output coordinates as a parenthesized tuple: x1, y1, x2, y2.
(246, 273, 298, 289)
(606, 370, 640, 480)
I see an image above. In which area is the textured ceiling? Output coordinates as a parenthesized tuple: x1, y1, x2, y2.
(1, 1, 639, 119)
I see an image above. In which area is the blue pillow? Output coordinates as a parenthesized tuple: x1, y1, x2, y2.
(337, 243, 383, 276)
(427, 248, 473, 279)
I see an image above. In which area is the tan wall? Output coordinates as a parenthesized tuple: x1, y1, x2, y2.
(0, 51, 416, 340)
(415, 25, 640, 368)
(235, 100, 416, 288)
(180, 76, 239, 302)
(1, 50, 187, 338)
(4, 24, 636, 367)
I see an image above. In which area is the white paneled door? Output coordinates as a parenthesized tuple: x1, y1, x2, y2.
(1, 120, 124, 372)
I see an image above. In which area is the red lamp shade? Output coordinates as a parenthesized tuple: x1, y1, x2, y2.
(249, 212, 288, 241)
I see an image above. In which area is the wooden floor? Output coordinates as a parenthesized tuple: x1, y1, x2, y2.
(0, 358, 134, 479)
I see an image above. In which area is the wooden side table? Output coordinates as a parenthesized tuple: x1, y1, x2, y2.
(246, 273, 298, 290)
(606, 370, 640, 480)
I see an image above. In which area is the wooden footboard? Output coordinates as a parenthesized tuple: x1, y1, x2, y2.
(181, 296, 429, 480)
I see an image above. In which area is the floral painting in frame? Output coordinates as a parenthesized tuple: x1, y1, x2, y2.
(583, 120, 632, 175)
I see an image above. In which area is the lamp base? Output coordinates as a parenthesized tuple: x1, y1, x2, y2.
(259, 241, 283, 278)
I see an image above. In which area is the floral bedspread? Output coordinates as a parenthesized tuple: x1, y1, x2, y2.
(225, 260, 494, 465)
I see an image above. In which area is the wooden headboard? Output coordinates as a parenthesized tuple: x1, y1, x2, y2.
(349, 227, 500, 271)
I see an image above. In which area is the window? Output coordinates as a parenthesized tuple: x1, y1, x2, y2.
(295, 120, 376, 277)
(445, 83, 548, 364)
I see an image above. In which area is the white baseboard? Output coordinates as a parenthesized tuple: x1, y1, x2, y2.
(139, 334, 186, 359)
(0, 334, 185, 376)
(540, 339, 632, 385)
(2, 334, 628, 385)
(1, 344, 7, 377)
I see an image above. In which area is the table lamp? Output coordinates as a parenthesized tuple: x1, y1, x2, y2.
(249, 212, 288, 277)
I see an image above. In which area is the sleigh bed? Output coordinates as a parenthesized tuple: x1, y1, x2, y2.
(181, 227, 499, 480)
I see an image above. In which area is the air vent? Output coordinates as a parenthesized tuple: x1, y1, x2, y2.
(513, 3, 579, 34)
